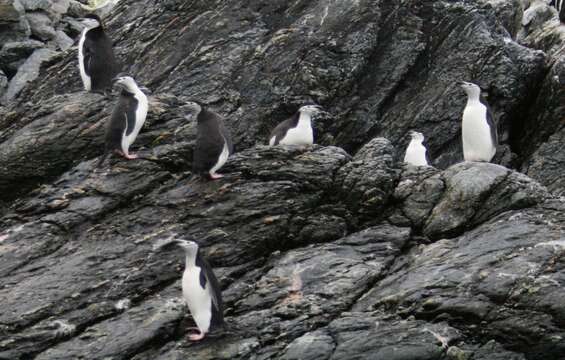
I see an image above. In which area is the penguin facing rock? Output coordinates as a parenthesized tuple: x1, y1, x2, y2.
(460, 81, 498, 163)
(154, 237, 224, 341)
(404, 131, 430, 166)
(268, 104, 322, 146)
(78, 14, 118, 93)
(184, 101, 234, 180)
(97, 75, 148, 167)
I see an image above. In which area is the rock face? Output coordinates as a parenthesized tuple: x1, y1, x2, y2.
(0, 1, 563, 360)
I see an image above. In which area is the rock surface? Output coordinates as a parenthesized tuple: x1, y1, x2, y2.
(0, 0, 564, 360)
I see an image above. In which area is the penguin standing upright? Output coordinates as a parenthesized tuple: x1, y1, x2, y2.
(184, 102, 234, 180)
(97, 75, 148, 167)
(173, 238, 224, 341)
(269, 104, 322, 146)
(78, 14, 118, 93)
(403, 131, 430, 166)
(459, 81, 498, 162)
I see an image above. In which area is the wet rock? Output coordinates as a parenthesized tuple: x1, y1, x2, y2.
(336, 138, 398, 221)
(0, 0, 562, 359)
(524, 127, 565, 196)
(355, 199, 565, 360)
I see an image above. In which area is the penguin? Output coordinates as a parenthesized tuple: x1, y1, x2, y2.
(459, 81, 498, 162)
(78, 14, 118, 93)
(97, 75, 148, 167)
(550, 1, 565, 22)
(175, 238, 224, 341)
(268, 104, 322, 146)
(184, 101, 234, 180)
(403, 131, 430, 166)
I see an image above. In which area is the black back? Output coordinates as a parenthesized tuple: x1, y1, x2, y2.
(104, 90, 138, 152)
(193, 108, 233, 175)
(195, 252, 224, 326)
(269, 112, 300, 145)
(83, 26, 118, 91)
(480, 96, 498, 147)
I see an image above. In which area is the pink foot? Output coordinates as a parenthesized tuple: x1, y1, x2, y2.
(209, 173, 224, 180)
(124, 153, 139, 160)
(188, 331, 205, 341)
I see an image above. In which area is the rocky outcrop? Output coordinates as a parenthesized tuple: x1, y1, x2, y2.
(0, 0, 563, 359)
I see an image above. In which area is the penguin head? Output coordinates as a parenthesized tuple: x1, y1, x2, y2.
(174, 239, 199, 256)
(182, 101, 203, 121)
(81, 14, 102, 29)
(459, 81, 481, 98)
(298, 104, 322, 116)
(113, 75, 139, 93)
(408, 131, 425, 142)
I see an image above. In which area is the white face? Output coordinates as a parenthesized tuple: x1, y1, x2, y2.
(460, 81, 481, 98)
(114, 76, 139, 92)
(409, 131, 425, 142)
(176, 239, 199, 256)
(183, 101, 202, 120)
(81, 18, 100, 29)
(299, 105, 322, 116)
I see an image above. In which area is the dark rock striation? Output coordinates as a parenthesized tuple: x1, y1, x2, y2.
(0, 0, 563, 360)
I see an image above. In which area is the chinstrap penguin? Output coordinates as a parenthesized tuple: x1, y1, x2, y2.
(159, 238, 224, 341)
(269, 104, 322, 146)
(550, 0, 565, 22)
(185, 101, 234, 180)
(78, 14, 118, 93)
(459, 81, 498, 162)
(404, 131, 430, 166)
(97, 75, 148, 167)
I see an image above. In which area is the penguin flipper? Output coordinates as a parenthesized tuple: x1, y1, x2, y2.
(83, 37, 95, 77)
(195, 254, 224, 324)
(269, 117, 296, 145)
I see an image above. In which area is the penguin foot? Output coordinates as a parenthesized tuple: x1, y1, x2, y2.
(124, 153, 139, 160)
(188, 331, 205, 341)
(209, 173, 224, 180)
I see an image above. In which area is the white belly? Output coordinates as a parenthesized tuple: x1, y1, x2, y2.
(121, 91, 148, 155)
(78, 29, 91, 91)
(462, 105, 496, 162)
(182, 268, 212, 333)
(404, 141, 428, 166)
(209, 139, 229, 175)
(279, 125, 313, 145)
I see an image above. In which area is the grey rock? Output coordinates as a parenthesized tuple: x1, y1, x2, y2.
(25, 11, 57, 40)
(53, 29, 73, 50)
(336, 138, 398, 221)
(0, 39, 45, 74)
(0, 69, 7, 98)
(0, 0, 562, 359)
(1, 47, 56, 104)
(423, 162, 549, 239)
(0, 0, 23, 24)
(19, 0, 52, 11)
(524, 127, 565, 196)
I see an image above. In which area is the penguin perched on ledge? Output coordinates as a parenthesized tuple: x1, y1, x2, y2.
(459, 81, 498, 163)
(184, 101, 234, 180)
(154, 237, 224, 341)
(97, 75, 148, 167)
(404, 131, 430, 166)
(269, 104, 322, 146)
(78, 14, 118, 93)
